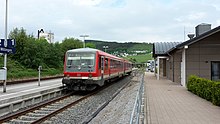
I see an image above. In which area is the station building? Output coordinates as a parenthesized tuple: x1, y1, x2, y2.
(37, 29, 54, 43)
(153, 23, 220, 87)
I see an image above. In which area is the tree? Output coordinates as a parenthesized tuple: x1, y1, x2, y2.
(9, 28, 28, 62)
(61, 37, 83, 54)
(86, 42, 96, 48)
(44, 42, 63, 68)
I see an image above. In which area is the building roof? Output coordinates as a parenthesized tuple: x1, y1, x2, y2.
(153, 42, 182, 57)
(167, 25, 220, 53)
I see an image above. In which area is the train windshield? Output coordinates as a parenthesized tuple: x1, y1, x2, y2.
(66, 52, 96, 72)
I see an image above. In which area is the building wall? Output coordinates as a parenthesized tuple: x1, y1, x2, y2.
(39, 32, 54, 43)
(167, 56, 173, 81)
(186, 32, 220, 80)
(173, 50, 182, 83)
(159, 59, 167, 77)
(166, 52, 181, 83)
(159, 59, 163, 76)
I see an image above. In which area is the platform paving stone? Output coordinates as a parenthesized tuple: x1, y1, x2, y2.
(145, 72, 220, 124)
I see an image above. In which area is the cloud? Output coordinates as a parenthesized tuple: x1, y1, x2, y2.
(68, 0, 102, 6)
(57, 19, 73, 25)
(0, 0, 220, 42)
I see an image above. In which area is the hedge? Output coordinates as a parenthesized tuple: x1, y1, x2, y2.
(187, 75, 220, 106)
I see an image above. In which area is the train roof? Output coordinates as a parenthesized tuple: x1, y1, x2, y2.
(67, 48, 98, 53)
(67, 48, 131, 63)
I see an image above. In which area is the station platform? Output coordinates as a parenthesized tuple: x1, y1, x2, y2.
(0, 78, 62, 97)
(0, 78, 63, 116)
(145, 72, 220, 124)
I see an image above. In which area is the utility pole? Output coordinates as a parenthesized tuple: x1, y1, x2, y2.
(3, 0, 8, 93)
(80, 35, 89, 48)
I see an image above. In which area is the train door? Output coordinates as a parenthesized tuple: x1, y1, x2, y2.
(101, 56, 104, 80)
(104, 57, 109, 78)
(123, 61, 125, 75)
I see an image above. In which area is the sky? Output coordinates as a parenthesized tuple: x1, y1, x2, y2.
(0, 0, 220, 43)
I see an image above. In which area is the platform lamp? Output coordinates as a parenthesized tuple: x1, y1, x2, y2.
(80, 35, 89, 48)
(103, 46, 109, 52)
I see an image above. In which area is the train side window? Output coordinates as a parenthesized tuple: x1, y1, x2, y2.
(99, 56, 101, 69)
(105, 58, 108, 69)
(110, 59, 113, 68)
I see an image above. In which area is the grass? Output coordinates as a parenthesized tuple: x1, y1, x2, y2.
(0, 53, 152, 80)
(0, 56, 63, 80)
(125, 53, 153, 63)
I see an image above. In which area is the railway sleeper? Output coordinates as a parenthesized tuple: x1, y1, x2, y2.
(9, 119, 33, 123)
(27, 113, 48, 117)
(33, 110, 51, 114)
(45, 105, 61, 108)
(19, 115, 40, 120)
(40, 107, 57, 111)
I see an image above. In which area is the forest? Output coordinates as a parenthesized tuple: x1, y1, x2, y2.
(86, 40, 152, 55)
(0, 28, 85, 80)
(0, 28, 152, 80)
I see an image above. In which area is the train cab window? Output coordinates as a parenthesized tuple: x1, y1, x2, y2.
(67, 52, 95, 67)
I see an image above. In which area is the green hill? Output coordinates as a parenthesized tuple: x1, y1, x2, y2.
(85, 40, 153, 54)
(85, 40, 153, 63)
(125, 53, 152, 63)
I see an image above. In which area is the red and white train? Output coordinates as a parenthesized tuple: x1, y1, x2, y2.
(62, 48, 132, 91)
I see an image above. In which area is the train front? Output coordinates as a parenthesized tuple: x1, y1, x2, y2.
(62, 48, 98, 91)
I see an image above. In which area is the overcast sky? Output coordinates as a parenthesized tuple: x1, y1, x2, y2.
(0, 0, 220, 43)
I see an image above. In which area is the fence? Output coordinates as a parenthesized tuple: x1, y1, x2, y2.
(129, 73, 145, 124)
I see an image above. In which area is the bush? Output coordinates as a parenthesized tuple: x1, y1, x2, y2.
(212, 82, 220, 106)
(187, 76, 220, 106)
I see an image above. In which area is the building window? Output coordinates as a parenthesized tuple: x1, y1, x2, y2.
(211, 61, 220, 81)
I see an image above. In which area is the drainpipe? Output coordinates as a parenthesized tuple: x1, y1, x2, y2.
(157, 57, 160, 80)
(182, 45, 188, 87)
(172, 55, 175, 82)
(167, 52, 174, 82)
(154, 57, 156, 76)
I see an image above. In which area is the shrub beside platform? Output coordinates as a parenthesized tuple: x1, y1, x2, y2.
(187, 76, 220, 106)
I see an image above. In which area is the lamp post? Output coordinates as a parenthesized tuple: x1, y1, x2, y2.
(3, 0, 8, 93)
(80, 35, 89, 48)
(103, 46, 108, 52)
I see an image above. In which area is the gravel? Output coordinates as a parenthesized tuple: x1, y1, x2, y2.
(89, 76, 140, 124)
(46, 74, 142, 124)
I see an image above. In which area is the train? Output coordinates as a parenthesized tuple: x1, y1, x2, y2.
(62, 48, 132, 91)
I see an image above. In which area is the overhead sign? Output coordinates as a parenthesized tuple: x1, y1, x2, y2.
(0, 47, 16, 54)
(0, 39, 16, 54)
(0, 39, 16, 48)
(0, 39, 4, 47)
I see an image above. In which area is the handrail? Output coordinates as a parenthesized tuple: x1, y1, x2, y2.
(130, 73, 145, 124)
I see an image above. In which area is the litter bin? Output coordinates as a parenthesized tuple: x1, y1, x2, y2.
(0, 67, 7, 80)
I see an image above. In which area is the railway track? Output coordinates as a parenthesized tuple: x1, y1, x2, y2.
(0, 76, 132, 124)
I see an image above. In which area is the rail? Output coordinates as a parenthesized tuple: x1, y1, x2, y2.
(130, 73, 145, 124)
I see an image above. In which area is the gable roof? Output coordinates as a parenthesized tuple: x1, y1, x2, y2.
(167, 25, 220, 53)
(153, 42, 182, 57)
